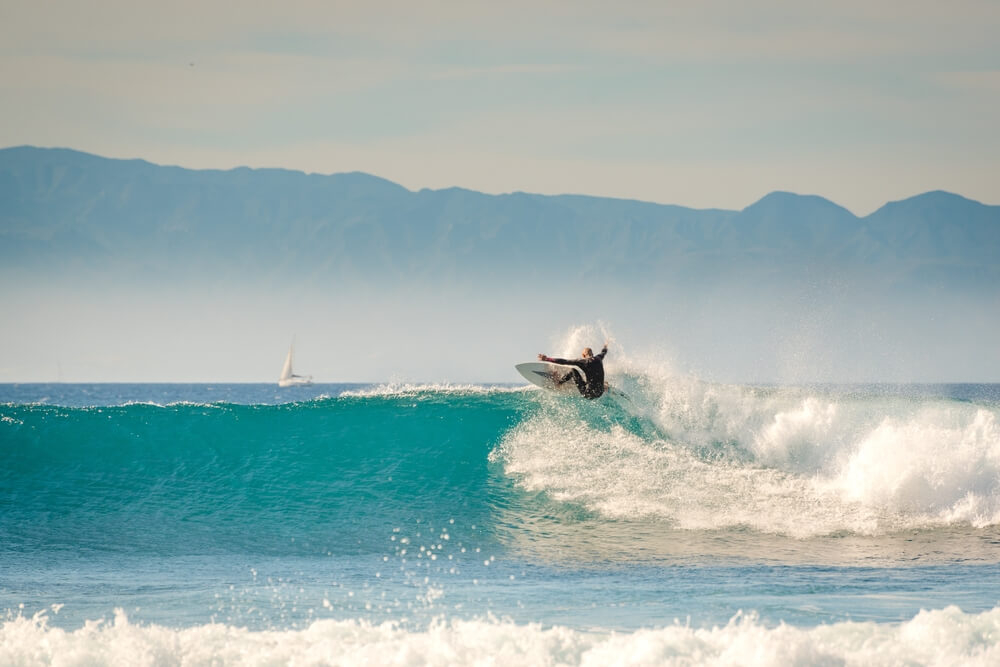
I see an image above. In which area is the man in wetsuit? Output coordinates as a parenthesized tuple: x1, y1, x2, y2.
(537, 342, 609, 399)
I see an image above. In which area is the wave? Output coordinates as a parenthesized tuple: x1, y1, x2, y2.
(491, 326, 1000, 538)
(3, 362, 1000, 556)
(4, 606, 999, 666)
(0, 394, 522, 556)
(493, 371, 1000, 537)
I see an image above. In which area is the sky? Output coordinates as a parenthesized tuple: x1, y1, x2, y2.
(2, 0, 999, 215)
(2, 1, 999, 383)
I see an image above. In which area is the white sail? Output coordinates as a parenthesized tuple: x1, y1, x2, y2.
(278, 343, 313, 387)
(279, 347, 294, 383)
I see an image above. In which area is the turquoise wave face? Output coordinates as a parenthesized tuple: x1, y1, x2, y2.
(5, 382, 1000, 564)
(0, 392, 526, 557)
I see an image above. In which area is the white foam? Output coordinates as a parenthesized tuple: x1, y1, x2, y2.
(3, 607, 999, 666)
(493, 411, 857, 536)
(829, 407, 1000, 526)
(494, 328, 1000, 536)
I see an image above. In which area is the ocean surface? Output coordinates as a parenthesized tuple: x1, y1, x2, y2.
(2, 373, 1000, 665)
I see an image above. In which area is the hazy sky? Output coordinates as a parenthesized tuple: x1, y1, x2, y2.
(3, 1, 999, 383)
(2, 0, 999, 215)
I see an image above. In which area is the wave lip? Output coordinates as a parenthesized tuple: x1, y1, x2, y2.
(3, 606, 999, 666)
(340, 382, 527, 398)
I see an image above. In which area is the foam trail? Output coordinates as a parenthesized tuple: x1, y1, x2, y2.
(3, 607, 999, 666)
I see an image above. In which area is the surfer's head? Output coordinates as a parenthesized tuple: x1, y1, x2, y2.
(582, 347, 593, 358)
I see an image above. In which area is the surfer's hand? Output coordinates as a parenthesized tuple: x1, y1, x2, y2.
(537, 353, 546, 361)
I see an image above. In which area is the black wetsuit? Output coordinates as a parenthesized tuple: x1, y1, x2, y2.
(547, 346, 608, 399)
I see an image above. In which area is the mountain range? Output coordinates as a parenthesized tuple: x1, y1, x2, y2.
(2, 146, 998, 293)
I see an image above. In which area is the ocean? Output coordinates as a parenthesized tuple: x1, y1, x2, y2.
(2, 373, 1000, 665)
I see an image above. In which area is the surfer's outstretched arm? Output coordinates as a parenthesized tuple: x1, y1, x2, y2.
(538, 354, 578, 367)
(540, 341, 608, 366)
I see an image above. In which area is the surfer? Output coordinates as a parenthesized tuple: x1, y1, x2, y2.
(538, 343, 609, 399)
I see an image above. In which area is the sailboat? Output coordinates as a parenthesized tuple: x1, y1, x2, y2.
(278, 342, 313, 387)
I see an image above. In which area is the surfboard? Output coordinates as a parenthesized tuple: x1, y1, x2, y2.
(515, 361, 587, 394)
(515, 361, 630, 402)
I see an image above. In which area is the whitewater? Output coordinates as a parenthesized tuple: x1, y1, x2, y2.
(2, 339, 1000, 665)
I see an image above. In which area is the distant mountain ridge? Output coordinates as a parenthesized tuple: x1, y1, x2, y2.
(1, 146, 997, 291)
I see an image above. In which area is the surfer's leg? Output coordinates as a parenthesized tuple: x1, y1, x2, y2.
(554, 369, 587, 394)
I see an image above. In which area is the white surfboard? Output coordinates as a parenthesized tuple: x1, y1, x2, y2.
(515, 361, 630, 401)
(515, 361, 587, 394)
